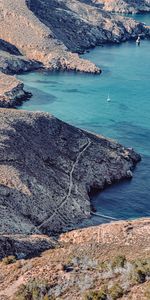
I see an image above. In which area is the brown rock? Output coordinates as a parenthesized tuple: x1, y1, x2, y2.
(0, 109, 140, 236)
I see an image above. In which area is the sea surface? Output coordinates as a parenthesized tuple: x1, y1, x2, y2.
(18, 14, 150, 223)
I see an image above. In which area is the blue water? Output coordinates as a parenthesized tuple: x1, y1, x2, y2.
(18, 14, 150, 222)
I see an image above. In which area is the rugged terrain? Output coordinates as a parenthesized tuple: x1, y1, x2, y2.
(0, 73, 31, 108)
(0, 0, 150, 106)
(90, 0, 150, 14)
(0, 108, 140, 236)
(0, 218, 149, 299)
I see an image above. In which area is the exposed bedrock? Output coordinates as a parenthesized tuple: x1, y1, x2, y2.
(0, 109, 140, 236)
(27, 0, 150, 53)
(0, 51, 41, 76)
(0, 0, 150, 75)
(0, 0, 100, 74)
(88, 0, 150, 14)
(0, 72, 31, 108)
(0, 234, 57, 259)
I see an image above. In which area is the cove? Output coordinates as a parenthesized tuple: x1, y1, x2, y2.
(17, 14, 150, 223)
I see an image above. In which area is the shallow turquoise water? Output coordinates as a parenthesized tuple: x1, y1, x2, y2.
(18, 15, 150, 222)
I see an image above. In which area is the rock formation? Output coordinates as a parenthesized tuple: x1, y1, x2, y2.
(0, 0, 149, 73)
(0, 109, 140, 236)
(0, 234, 57, 260)
(90, 0, 150, 14)
(0, 0, 150, 106)
(0, 73, 31, 108)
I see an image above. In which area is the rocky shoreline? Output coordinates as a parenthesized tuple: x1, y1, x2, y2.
(0, 0, 150, 107)
(0, 108, 141, 236)
(91, 0, 150, 14)
(0, 3, 149, 298)
(0, 73, 31, 108)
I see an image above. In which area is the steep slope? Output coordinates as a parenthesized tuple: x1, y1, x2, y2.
(27, 0, 150, 53)
(0, 109, 140, 236)
(0, 0, 100, 73)
(89, 0, 150, 13)
(0, 0, 150, 106)
(0, 0, 150, 73)
(0, 218, 149, 299)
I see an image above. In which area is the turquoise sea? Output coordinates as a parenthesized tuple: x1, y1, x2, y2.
(18, 14, 150, 222)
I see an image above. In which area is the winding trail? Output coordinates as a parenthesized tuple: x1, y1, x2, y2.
(38, 138, 91, 229)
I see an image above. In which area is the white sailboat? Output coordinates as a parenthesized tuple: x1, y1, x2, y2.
(107, 94, 111, 102)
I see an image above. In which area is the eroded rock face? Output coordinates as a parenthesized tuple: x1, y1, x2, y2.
(0, 72, 31, 108)
(27, 0, 150, 53)
(0, 0, 150, 103)
(89, 0, 150, 14)
(0, 109, 140, 235)
(0, 0, 150, 74)
(0, 234, 57, 259)
(0, 51, 41, 75)
(0, 0, 100, 74)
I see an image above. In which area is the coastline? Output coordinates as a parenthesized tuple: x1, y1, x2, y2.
(0, 0, 150, 108)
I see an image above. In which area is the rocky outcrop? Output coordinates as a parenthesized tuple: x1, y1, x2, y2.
(27, 0, 150, 53)
(0, 234, 57, 259)
(0, 0, 150, 74)
(0, 73, 31, 107)
(0, 0, 101, 74)
(89, 0, 150, 14)
(0, 50, 41, 75)
(0, 109, 140, 236)
(0, 0, 150, 107)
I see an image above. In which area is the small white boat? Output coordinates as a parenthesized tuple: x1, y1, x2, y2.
(136, 36, 141, 45)
(107, 94, 111, 102)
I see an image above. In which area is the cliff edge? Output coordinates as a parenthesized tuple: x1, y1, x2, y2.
(0, 109, 140, 236)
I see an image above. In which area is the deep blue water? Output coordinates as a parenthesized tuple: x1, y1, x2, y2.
(18, 14, 150, 222)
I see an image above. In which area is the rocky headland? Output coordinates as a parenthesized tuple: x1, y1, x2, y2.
(0, 0, 150, 106)
(0, 73, 31, 108)
(90, 0, 150, 14)
(0, 108, 140, 237)
(0, 2, 149, 298)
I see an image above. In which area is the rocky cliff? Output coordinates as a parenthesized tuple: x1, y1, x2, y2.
(90, 0, 150, 14)
(0, 0, 150, 106)
(0, 109, 140, 236)
(0, 0, 149, 73)
(0, 73, 31, 108)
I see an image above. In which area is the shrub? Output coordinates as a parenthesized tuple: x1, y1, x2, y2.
(111, 255, 126, 269)
(130, 267, 146, 284)
(109, 283, 124, 300)
(134, 258, 150, 278)
(83, 288, 107, 300)
(99, 261, 109, 272)
(2, 255, 17, 265)
(14, 279, 54, 300)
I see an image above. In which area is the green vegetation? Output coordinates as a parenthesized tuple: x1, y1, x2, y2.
(111, 255, 126, 269)
(83, 288, 107, 300)
(83, 284, 124, 300)
(2, 255, 17, 265)
(14, 279, 55, 300)
(109, 283, 124, 300)
(130, 258, 150, 284)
